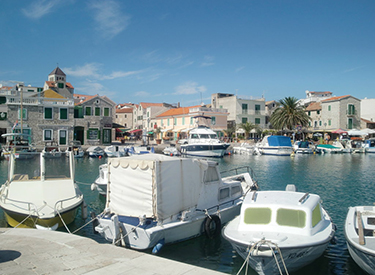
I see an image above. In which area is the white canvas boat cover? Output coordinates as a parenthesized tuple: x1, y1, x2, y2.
(107, 154, 208, 222)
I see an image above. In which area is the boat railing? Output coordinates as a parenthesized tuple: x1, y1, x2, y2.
(2, 196, 39, 215)
(54, 194, 82, 211)
(220, 166, 257, 180)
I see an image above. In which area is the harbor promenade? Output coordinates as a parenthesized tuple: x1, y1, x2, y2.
(0, 228, 225, 275)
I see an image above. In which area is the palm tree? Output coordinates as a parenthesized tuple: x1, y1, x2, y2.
(238, 121, 257, 139)
(270, 97, 311, 130)
(223, 123, 236, 142)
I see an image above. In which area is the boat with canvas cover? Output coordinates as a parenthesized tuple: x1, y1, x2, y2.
(0, 151, 85, 230)
(254, 135, 293, 156)
(94, 154, 258, 252)
(344, 206, 375, 275)
(223, 185, 335, 275)
(104, 145, 128, 157)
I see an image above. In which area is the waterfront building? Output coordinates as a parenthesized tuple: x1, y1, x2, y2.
(211, 93, 266, 130)
(114, 104, 134, 129)
(0, 67, 117, 147)
(306, 95, 361, 131)
(73, 94, 116, 145)
(133, 102, 175, 132)
(298, 90, 333, 107)
(155, 105, 228, 141)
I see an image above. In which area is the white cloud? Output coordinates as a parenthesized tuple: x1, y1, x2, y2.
(63, 63, 142, 80)
(22, 0, 64, 19)
(89, 0, 130, 39)
(201, 56, 215, 67)
(174, 82, 207, 95)
(135, 91, 150, 97)
(235, 66, 245, 73)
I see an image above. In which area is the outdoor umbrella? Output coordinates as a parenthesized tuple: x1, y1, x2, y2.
(347, 129, 368, 136)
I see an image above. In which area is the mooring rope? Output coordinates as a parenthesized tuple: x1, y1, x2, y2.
(236, 239, 289, 275)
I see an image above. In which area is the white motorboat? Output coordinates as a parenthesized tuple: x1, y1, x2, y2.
(344, 206, 375, 275)
(127, 145, 155, 155)
(364, 138, 375, 153)
(91, 164, 108, 196)
(0, 151, 85, 230)
(104, 145, 128, 157)
(1, 133, 36, 160)
(315, 144, 342, 154)
(293, 141, 314, 154)
(43, 141, 63, 158)
(66, 140, 84, 158)
(255, 135, 293, 156)
(223, 185, 335, 275)
(94, 154, 258, 252)
(162, 144, 181, 156)
(233, 143, 255, 155)
(86, 146, 105, 158)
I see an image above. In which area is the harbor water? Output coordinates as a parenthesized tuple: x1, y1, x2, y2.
(0, 152, 373, 274)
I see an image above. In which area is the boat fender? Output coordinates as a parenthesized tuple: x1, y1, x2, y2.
(204, 215, 221, 239)
(152, 239, 165, 254)
(91, 212, 99, 234)
(91, 183, 96, 191)
(81, 201, 88, 220)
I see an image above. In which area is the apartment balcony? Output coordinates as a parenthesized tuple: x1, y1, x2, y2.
(346, 110, 356, 116)
(7, 97, 74, 106)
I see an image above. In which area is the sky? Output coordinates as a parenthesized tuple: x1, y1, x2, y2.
(1, 0, 375, 106)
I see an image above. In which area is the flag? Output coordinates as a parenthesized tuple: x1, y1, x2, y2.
(12, 120, 18, 131)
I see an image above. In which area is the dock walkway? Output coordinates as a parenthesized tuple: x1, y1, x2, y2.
(0, 228, 224, 275)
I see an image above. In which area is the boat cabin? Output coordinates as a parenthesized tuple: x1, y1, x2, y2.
(238, 191, 328, 237)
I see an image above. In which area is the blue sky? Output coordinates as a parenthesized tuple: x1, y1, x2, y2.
(1, 0, 375, 106)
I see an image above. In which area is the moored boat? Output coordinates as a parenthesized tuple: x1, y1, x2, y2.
(104, 145, 128, 157)
(86, 146, 105, 158)
(91, 164, 108, 196)
(255, 135, 293, 156)
(94, 154, 258, 252)
(364, 138, 375, 153)
(1, 133, 37, 160)
(66, 140, 84, 158)
(223, 185, 335, 275)
(316, 144, 342, 154)
(344, 206, 375, 275)
(0, 151, 85, 230)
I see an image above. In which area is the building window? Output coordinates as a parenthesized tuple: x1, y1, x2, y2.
(317, 110, 320, 115)
(182, 117, 185, 125)
(161, 119, 163, 126)
(60, 108, 68, 120)
(168, 119, 170, 126)
(328, 120, 331, 126)
(104, 108, 110, 117)
(190, 117, 193, 125)
(87, 128, 100, 140)
(85, 106, 92, 116)
(255, 104, 261, 114)
(58, 83, 64, 88)
(59, 130, 67, 145)
(211, 117, 216, 125)
(174, 118, 177, 125)
(95, 107, 101, 116)
(319, 121, 322, 126)
(328, 105, 331, 111)
(308, 111, 311, 116)
(44, 107, 53, 119)
(348, 104, 355, 115)
(18, 108, 28, 120)
(255, 118, 261, 124)
(242, 104, 248, 114)
(242, 117, 248, 123)
(44, 129, 53, 141)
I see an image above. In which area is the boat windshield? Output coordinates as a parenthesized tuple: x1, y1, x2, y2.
(12, 154, 71, 181)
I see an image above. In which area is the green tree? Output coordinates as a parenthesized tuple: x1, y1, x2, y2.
(270, 97, 311, 130)
(223, 123, 236, 141)
(238, 121, 257, 139)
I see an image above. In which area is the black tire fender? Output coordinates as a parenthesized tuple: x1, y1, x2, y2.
(204, 215, 221, 239)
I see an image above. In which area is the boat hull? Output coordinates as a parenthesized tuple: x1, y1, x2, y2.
(96, 201, 241, 250)
(258, 146, 293, 156)
(229, 239, 331, 275)
(2, 204, 81, 229)
(180, 144, 230, 157)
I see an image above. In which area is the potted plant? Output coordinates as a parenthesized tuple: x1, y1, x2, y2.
(155, 127, 162, 144)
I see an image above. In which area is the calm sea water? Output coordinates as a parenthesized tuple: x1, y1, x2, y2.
(0, 152, 373, 275)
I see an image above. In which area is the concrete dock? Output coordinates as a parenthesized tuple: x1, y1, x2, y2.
(0, 228, 225, 275)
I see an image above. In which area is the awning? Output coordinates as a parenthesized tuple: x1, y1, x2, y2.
(148, 131, 154, 135)
(331, 128, 347, 134)
(161, 129, 173, 132)
(129, 129, 142, 133)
